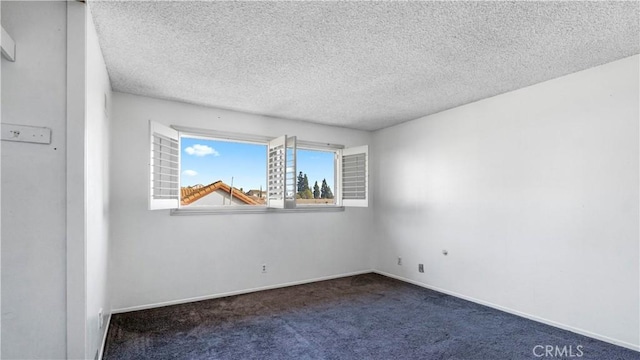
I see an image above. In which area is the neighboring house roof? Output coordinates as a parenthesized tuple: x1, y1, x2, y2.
(181, 181, 260, 206)
(246, 189, 265, 197)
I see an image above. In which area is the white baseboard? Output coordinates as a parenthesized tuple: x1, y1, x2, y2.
(98, 313, 111, 360)
(374, 270, 640, 353)
(111, 269, 373, 314)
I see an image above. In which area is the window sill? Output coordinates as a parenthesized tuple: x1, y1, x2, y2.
(170, 206, 345, 216)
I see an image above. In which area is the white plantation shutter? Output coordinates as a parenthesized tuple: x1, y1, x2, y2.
(341, 145, 368, 207)
(267, 135, 297, 209)
(149, 121, 180, 210)
(285, 136, 297, 209)
(267, 135, 287, 208)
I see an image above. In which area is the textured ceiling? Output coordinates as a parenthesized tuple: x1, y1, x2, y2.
(89, 1, 639, 131)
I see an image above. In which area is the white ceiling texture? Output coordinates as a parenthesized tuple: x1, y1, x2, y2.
(89, 1, 639, 131)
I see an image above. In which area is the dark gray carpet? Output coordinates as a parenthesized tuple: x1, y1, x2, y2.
(103, 273, 639, 360)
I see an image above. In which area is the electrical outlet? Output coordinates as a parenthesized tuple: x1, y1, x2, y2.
(262, 264, 267, 273)
(418, 264, 424, 273)
(98, 308, 104, 329)
(397, 257, 402, 266)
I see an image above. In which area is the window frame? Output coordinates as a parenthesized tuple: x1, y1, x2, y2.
(149, 122, 367, 215)
(294, 145, 341, 208)
(179, 132, 270, 210)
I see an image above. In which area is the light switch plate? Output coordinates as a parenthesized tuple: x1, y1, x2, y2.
(1, 123, 51, 144)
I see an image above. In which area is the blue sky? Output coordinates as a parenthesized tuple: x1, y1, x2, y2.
(296, 148, 335, 192)
(180, 137, 335, 192)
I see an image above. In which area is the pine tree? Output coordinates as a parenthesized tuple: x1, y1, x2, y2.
(321, 179, 334, 199)
(320, 179, 328, 199)
(325, 184, 334, 199)
(297, 171, 304, 192)
(313, 181, 320, 199)
(302, 174, 310, 192)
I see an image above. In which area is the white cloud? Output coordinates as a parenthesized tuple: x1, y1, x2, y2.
(182, 170, 198, 176)
(185, 144, 219, 157)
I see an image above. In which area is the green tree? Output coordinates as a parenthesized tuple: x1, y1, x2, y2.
(325, 185, 334, 199)
(300, 188, 313, 199)
(297, 171, 304, 192)
(320, 179, 328, 199)
(321, 178, 334, 199)
(297, 172, 311, 199)
(313, 181, 320, 199)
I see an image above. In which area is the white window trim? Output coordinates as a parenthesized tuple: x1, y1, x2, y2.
(292, 146, 342, 208)
(149, 123, 367, 215)
(170, 206, 345, 216)
(173, 125, 345, 150)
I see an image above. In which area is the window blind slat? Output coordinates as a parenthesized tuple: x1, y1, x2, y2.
(342, 153, 366, 200)
(341, 146, 368, 207)
(149, 121, 180, 210)
(267, 137, 286, 207)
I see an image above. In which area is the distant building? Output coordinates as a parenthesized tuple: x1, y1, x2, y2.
(245, 189, 266, 199)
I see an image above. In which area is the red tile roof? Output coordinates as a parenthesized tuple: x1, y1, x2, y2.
(181, 181, 261, 206)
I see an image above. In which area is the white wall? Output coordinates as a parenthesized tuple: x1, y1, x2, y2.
(110, 93, 374, 311)
(190, 191, 254, 206)
(0, 3, 3, 355)
(86, 4, 112, 359)
(66, 2, 87, 357)
(1, 2, 68, 358)
(373, 55, 639, 349)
